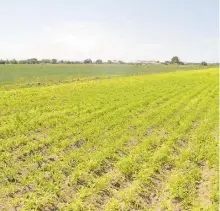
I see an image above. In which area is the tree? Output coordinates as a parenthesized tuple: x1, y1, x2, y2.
(10, 59, 17, 64)
(171, 56, 180, 64)
(107, 60, 113, 64)
(52, 59, 57, 64)
(95, 59, 102, 64)
(41, 59, 51, 64)
(27, 58, 39, 64)
(201, 61, 207, 66)
(0, 60, 5, 64)
(84, 59, 92, 64)
(118, 60, 125, 64)
(19, 60, 27, 64)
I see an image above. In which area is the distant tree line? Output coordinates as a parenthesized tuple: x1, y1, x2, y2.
(0, 57, 214, 66)
(0, 58, 115, 64)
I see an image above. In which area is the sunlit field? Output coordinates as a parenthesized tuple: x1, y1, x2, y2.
(0, 67, 218, 210)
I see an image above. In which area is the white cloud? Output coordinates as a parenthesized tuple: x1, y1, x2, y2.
(22, 21, 130, 60)
(0, 21, 164, 61)
(1, 21, 217, 62)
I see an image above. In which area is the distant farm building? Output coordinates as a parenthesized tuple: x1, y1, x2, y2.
(135, 60, 159, 64)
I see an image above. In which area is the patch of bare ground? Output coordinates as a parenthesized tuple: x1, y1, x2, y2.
(93, 188, 112, 207)
(0, 204, 17, 211)
(84, 170, 129, 209)
(138, 134, 189, 210)
(67, 138, 88, 149)
(155, 128, 168, 139)
(138, 163, 182, 211)
(38, 202, 59, 211)
(125, 136, 138, 147)
(58, 184, 76, 204)
(170, 197, 184, 211)
(0, 185, 34, 211)
(84, 187, 113, 210)
(5, 127, 48, 155)
(93, 157, 115, 176)
(139, 177, 184, 211)
(197, 164, 215, 208)
(144, 125, 155, 136)
(110, 172, 130, 191)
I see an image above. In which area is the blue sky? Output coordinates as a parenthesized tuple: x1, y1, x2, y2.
(0, 0, 218, 62)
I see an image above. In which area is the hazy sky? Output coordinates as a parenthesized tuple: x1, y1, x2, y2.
(0, 0, 218, 62)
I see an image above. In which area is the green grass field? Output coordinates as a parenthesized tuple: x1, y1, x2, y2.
(0, 64, 213, 88)
(0, 67, 218, 210)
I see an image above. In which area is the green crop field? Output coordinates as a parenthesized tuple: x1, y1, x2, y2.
(0, 67, 218, 210)
(0, 64, 212, 88)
